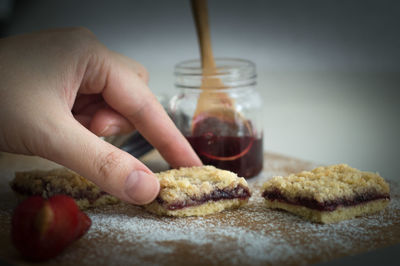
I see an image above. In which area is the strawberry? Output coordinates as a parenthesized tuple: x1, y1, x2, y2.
(11, 195, 91, 261)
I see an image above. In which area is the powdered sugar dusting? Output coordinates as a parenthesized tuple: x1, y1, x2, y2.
(53, 156, 400, 266)
(0, 153, 399, 265)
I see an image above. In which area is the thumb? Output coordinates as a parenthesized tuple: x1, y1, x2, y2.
(39, 116, 160, 205)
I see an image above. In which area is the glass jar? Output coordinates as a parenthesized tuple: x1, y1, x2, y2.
(169, 58, 263, 179)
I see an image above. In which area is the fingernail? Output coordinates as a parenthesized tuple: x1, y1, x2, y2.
(101, 125, 120, 136)
(124, 171, 159, 204)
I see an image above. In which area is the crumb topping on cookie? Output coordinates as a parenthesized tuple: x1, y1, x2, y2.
(262, 164, 390, 202)
(156, 165, 250, 204)
(10, 168, 103, 201)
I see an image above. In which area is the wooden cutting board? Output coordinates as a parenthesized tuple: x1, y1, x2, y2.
(0, 151, 399, 265)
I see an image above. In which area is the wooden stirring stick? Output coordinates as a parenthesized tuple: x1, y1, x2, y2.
(191, 0, 216, 72)
(190, 0, 235, 123)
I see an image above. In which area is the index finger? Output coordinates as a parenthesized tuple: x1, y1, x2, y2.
(82, 50, 202, 168)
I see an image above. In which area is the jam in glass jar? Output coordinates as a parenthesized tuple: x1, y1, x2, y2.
(170, 58, 263, 179)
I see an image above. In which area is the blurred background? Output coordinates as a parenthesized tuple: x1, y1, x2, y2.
(1, 0, 399, 179)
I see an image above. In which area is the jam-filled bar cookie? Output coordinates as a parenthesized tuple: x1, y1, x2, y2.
(10, 168, 119, 210)
(144, 166, 251, 216)
(262, 164, 390, 223)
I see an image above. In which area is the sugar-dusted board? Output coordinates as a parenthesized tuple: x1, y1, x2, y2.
(0, 151, 399, 265)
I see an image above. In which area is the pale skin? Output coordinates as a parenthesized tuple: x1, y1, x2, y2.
(0, 27, 202, 205)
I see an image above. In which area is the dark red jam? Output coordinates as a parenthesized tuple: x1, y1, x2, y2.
(10, 182, 110, 204)
(262, 189, 390, 211)
(157, 185, 251, 210)
(187, 115, 263, 179)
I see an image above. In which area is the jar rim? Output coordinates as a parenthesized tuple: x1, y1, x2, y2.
(174, 58, 257, 89)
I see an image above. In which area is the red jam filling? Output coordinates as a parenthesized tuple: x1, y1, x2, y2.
(11, 184, 108, 204)
(157, 185, 251, 210)
(262, 189, 390, 211)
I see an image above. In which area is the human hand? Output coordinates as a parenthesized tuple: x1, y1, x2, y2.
(0, 27, 202, 204)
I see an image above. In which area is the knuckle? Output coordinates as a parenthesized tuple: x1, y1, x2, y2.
(97, 149, 124, 183)
(66, 27, 99, 51)
(69, 26, 96, 38)
(137, 66, 149, 84)
(158, 141, 175, 156)
(128, 99, 150, 125)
